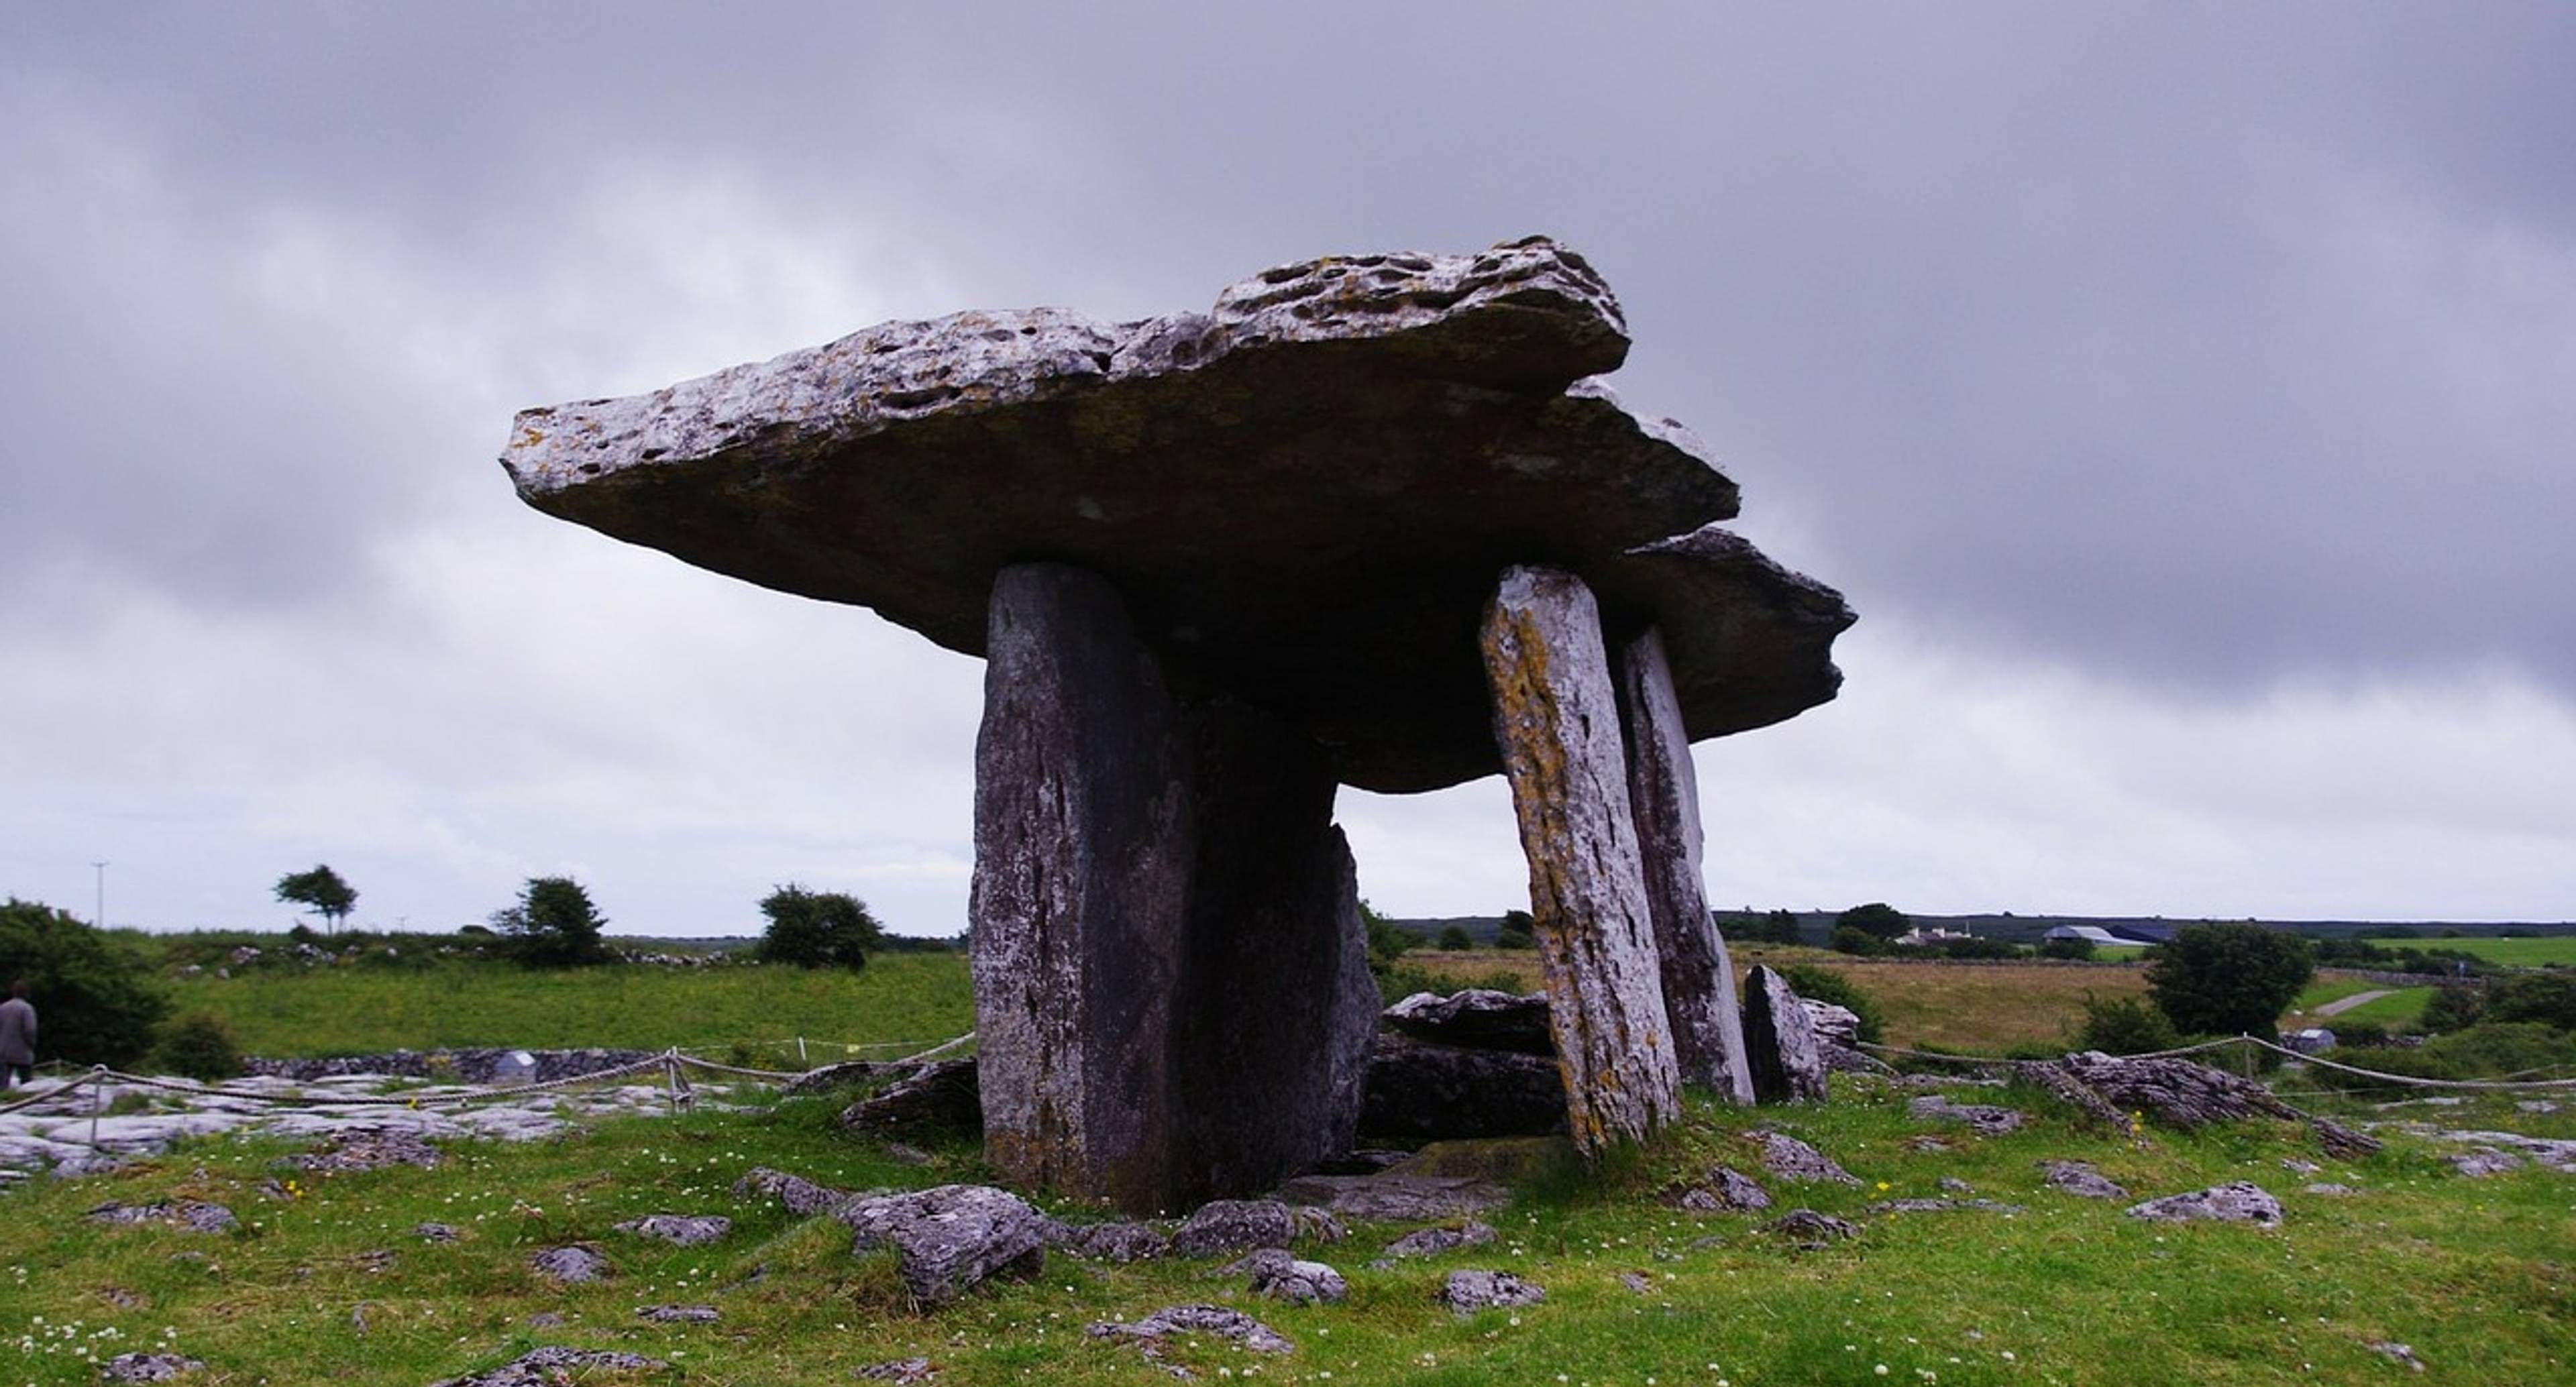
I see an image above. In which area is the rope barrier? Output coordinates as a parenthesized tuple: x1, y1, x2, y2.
(1856, 1032, 2576, 1091)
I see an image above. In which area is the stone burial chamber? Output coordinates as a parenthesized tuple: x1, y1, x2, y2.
(500, 236, 1854, 1213)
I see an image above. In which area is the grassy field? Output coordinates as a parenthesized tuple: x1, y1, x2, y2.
(166, 954, 975, 1062)
(4, 1074, 2569, 1385)
(2381, 936, 2576, 966)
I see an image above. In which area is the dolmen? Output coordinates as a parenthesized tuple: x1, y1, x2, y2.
(502, 237, 1853, 1212)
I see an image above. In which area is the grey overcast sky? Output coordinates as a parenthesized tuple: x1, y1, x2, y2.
(4, 3, 2571, 936)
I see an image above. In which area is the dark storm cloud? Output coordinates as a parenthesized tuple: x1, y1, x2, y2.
(5, 1, 2571, 691)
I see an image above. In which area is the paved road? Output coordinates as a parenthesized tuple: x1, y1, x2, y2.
(2312, 988, 2398, 1018)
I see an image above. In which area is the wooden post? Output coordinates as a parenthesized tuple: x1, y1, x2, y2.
(1481, 566, 1683, 1152)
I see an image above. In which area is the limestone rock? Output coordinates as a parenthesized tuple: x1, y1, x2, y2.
(854, 1360, 938, 1384)
(1483, 565, 1684, 1152)
(282, 1128, 441, 1172)
(1617, 625, 1755, 1100)
(1383, 990, 1554, 1055)
(2448, 1150, 2522, 1177)
(1741, 966, 1828, 1104)
(2038, 1160, 2128, 1201)
(1089, 1305, 1295, 1367)
(837, 1184, 1050, 1306)
(839, 1060, 981, 1138)
(1048, 1220, 1171, 1263)
(410, 1221, 460, 1242)
(1869, 1197, 2025, 1215)
(732, 1166, 851, 1217)
(1359, 1032, 1566, 1141)
(637, 1304, 718, 1323)
(1801, 1002, 1862, 1050)
(1765, 1209, 1861, 1245)
(1171, 1199, 1296, 1258)
(427, 1348, 665, 1387)
(1752, 1131, 1860, 1186)
(2125, 1182, 2284, 1226)
(87, 1201, 237, 1235)
(1674, 1166, 1772, 1212)
(504, 238, 1848, 794)
(527, 1245, 612, 1284)
(1222, 1247, 1350, 1305)
(99, 1354, 203, 1383)
(2052, 1052, 2379, 1159)
(1379, 1221, 1499, 1260)
(1441, 1268, 1547, 1317)
(1273, 1171, 1512, 1222)
(1909, 1095, 2028, 1135)
(614, 1213, 732, 1247)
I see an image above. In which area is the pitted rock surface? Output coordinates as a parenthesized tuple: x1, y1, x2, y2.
(2039, 1160, 2129, 1201)
(1440, 1268, 1547, 1316)
(1909, 1095, 2028, 1135)
(427, 1347, 666, 1387)
(1741, 967, 1829, 1104)
(1171, 1199, 1297, 1258)
(87, 1201, 238, 1234)
(2053, 1052, 2379, 1159)
(838, 1059, 981, 1137)
(527, 1245, 613, 1284)
(1383, 990, 1555, 1055)
(282, 1128, 442, 1172)
(1221, 1247, 1350, 1305)
(1766, 1209, 1862, 1245)
(1752, 1131, 1859, 1186)
(1049, 1220, 1171, 1263)
(1088, 1304, 1295, 1356)
(1670, 1166, 1772, 1212)
(733, 1165, 853, 1217)
(99, 1353, 203, 1382)
(411, 1221, 460, 1242)
(502, 237, 1848, 793)
(1273, 1171, 1513, 1221)
(2448, 1150, 2522, 1177)
(1360, 1032, 1567, 1140)
(1380, 1221, 1499, 1260)
(614, 1213, 732, 1246)
(2125, 1182, 2284, 1226)
(1869, 1197, 2025, 1215)
(637, 1303, 718, 1323)
(855, 1360, 939, 1383)
(837, 1184, 1050, 1305)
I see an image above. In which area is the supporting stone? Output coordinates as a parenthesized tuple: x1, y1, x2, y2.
(1480, 566, 1683, 1152)
(1616, 626, 1756, 1102)
(970, 563, 1377, 1214)
(1741, 965, 1828, 1103)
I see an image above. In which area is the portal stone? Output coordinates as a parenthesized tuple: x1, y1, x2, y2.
(1741, 965, 1829, 1103)
(971, 562, 1374, 1213)
(1617, 625, 1755, 1101)
(1481, 566, 1682, 1151)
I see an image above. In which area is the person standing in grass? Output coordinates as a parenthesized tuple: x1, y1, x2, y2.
(0, 980, 34, 1088)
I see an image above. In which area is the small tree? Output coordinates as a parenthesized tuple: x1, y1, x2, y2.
(756, 885, 881, 970)
(1495, 909, 1536, 950)
(1829, 926, 1886, 956)
(1436, 924, 1475, 951)
(1754, 909, 1805, 945)
(1835, 901, 1911, 942)
(490, 877, 610, 967)
(1360, 899, 1416, 965)
(274, 865, 358, 935)
(150, 1013, 244, 1081)
(2076, 993, 2180, 1054)
(2143, 922, 2314, 1040)
(0, 898, 168, 1067)
(2039, 936, 2097, 961)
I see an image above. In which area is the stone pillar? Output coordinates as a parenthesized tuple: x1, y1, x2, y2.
(1617, 626, 1756, 1103)
(1480, 565, 1683, 1152)
(1741, 964, 1829, 1103)
(970, 563, 1379, 1214)
(971, 563, 1192, 1212)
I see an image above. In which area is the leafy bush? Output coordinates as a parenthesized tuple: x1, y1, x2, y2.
(2308, 1022, 2576, 1095)
(2330, 1019, 2392, 1048)
(2145, 923, 2314, 1040)
(2419, 984, 2487, 1034)
(2075, 993, 2180, 1055)
(0, 899, 168, 1068)
(2039, 937, 2097, 961)
(1735, 909, 1805, 946)
(1835, 901, 1911, 942)
(755, 885, 881, 970)
(2487, 973, 2576, 1031)
(1777, 964, 1884, 1044)
(1829, 927, 1885, 957)
(150, 1013, 244, 1081)
(490, 877, 611, 967)
(1361, 901, 1417, 965)
(1437, 924, 1475, 951)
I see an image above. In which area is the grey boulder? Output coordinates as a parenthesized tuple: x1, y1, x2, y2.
(2125, 1182, 2284, 1226)
(1440, 1268, 1547, 1317)
(1222, 1247, 1350, 1305)
(1383, 989, 1555, 1055)
(613, 1213, 732, 1246)
(837, 1184, 1049, 1305)
(1170, 1199, 1297, 1258)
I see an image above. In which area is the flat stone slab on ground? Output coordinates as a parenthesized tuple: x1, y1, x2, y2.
(1752, 1131, 1859, 1185)
(1088, 1304, 1295, 1358)
(1273, 1171, 1513, 1221)
(733, 1164, 853, 1216)
(1171, 1199, 1297, 1258)
(1221, 1247, 1350, 1305)
(527, 1245, 613, 1284)
(837, 1184, 1050, 1305)
(2125, 1182, 2284, 1226)
(1765, 1209, 1862, 1245)
(614, 1213, 733, 1246)
(99, 1353, 203, 1382)
(427, 1347, 666, 1387)
(1048, 1220, 1171, 1263)
(1383, 989, 1554, 1054)
(1379, 1221, 1499, 1260)
(1909, 1095, 2028, 1135)
(855, 1360, 939, 1383)
(87, 1201, 239, 1234)
(2039, 1160, 2129, 1201)
(1441, 1268, 1547, 1316)
(637, 1304, 718, 1323)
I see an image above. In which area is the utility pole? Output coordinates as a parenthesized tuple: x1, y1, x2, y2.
(91, 861, 108, 930)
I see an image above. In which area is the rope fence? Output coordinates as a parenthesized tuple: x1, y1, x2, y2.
(1857, 1032, 2576, 1091)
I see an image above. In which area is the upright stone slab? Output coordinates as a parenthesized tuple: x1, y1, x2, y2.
(1741, 965, 1829, 1103)
(971, 563, 1191, 1210)
(1617, 626, 1756, 1103)
(971, 563, 1379, 1213)
(1481, 566, 1682, 1152)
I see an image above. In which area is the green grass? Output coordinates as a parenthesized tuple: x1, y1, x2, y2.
(2292, 979, 2382, 1012)
(2383, 936, 2576, 966)
(167, 954, 974, 1060)
(2324, 987, 2435, 1028)
(5, 1076, 2571, 1385)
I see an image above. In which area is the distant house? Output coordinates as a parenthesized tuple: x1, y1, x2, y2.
(2043, 926, 2126, 946)
(1894, 926, 1974, 947)
(2108, 922, 2179, 944)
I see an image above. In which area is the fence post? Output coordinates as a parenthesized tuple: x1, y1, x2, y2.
(797, 1036, 807, 1066)
(2239, 1034, 2255, 1080)
(89, 1066, 107, 1150)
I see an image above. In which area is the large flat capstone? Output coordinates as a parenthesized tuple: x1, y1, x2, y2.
(502, 237, 1850, 792)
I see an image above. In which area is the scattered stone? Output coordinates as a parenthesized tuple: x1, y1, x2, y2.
(1764, 1209, 1860, 1245)
(1378, 1221, 1499, 1260)
(1619, 1270, 1654, 1294)
(638, 1304, 718, 1323)
(1900, 1135, 1952, 1154)
(1291, 1205, 1348, 1243)
(2516, 1100, 2561, 1115)
(99, 1353, 203, 1382)
(350, 1301, 372, 1335)
(1801, 1001, 1862, 1050)
(1868, 1198, 2025, 1215)
(837, 1184, 1050, 1306)
(2125, 1182, 2283, 1226)
(426, 1347, 665, 1387)
(855, 1359, 938, 1383)
(1273, 1170, 1512, 1221)
(350, 1248, 396, 1274)
(1909, 1095, 2027, 1135)
(2367, 1341, 2426, 1374)
(882, 1142, 934, 1166)
(86, 1201, 238, 1234)
(1741, 966, 1829, 1103)
(523, 1313, 566, 1329)
(2303, 1183, 2362, 1197)
(411, 1222, 460, 1243)
(2050, 1052, 2379, 1159)
(734, 1165, 853, 1217)
(527, 1245, 614, 1284)
(97, 1286, 146, 1310)
(52, 1154, 129, 1180)
(1171, 1199, 1297, 1258)
(1383, 989, 1554, 1055)
(1088, 1305, 1295, 1364)
(2039, 1160, 2129, 1201)
(1360, 1032, 1566, 1141)
(1752, 1131, 1860, 1185)
(1441, 1268, 1547, 1317)
(1662, 1166, 1770, 1213)
(1049, 1221, 1171, 1263)
(1222, 1248, 1350, 1305)
(2280, 1158, 2322, 1176)
(1937, 1177, 1975, 1193)
(2411, 1128, 2576, 1172)
(282, 1128, 442, 1172)
(614, 1213, 733, 1247)
(2448, 1150, 2522, 1178)
(839, 1060, 982, 1138)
